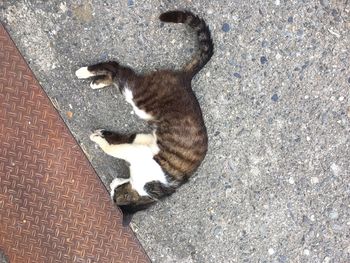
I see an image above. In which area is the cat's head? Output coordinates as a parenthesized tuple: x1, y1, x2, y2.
(113, 183, 155, 226)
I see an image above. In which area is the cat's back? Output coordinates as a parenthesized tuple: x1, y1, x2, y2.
(155, 114, 208, 180)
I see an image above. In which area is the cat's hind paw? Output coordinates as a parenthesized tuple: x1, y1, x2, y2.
(75, 67, 95, 79)
(90, 81, 107, 89)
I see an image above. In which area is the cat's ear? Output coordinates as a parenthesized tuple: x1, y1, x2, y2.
(122, 212, 134, 226)
(119, 205, 135, 226)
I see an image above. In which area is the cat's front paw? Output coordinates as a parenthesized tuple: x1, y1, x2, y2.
(90, 129, 108, 144)
(75, 67, 95, 79)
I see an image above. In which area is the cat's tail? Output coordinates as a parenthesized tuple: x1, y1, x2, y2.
(159, 10, 214, 77)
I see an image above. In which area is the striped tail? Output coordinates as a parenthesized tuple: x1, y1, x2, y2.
(159, 10, 214, 77)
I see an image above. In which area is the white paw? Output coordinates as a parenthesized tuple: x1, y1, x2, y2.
(89, 129, 106, 144)
(75, 67, 95, 79)
(90, 81, 107, 89)
(110, 177, 129, 198)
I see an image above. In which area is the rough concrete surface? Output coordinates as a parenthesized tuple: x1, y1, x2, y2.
(0, 250, 8, 263)
(1, 0, 350, 262)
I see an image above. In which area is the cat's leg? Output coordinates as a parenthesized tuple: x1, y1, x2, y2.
(91, 129, 158, 150)
(90, 129, 156, 162)
(92, 129, 136, 145)
(90, 129, 148, 198)
(133, 133, 159, 154)
(76, 62, 117, 89)
(76, 62, 118, 79)
(90, 75, 113, 89)
(132, 134, 153, 144)
(75, 66, 97, 79)
(76, 62, 137, 93)
(76, 62, 135, 81)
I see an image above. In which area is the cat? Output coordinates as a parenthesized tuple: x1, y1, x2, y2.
(75, 10, 213, 225)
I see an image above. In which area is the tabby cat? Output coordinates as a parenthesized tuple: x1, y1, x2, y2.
(76, 10, 213, 225)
